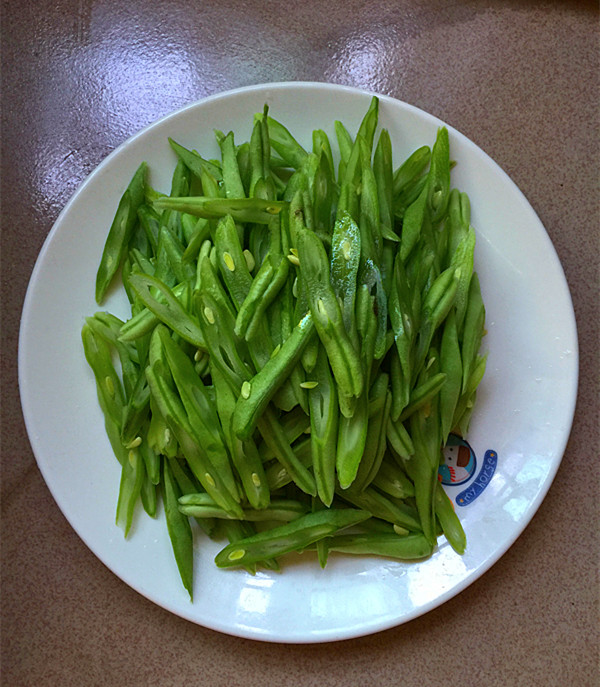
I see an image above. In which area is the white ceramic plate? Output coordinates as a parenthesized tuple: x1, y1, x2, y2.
(19, 82, 578, 643)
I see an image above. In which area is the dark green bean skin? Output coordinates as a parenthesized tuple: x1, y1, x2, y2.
(168, 138, 222, 182)
(153, 196, 287, 224)
(161, 157, 191, 242)
(151, 225, 178, 287)
(353, 517, 397, 534)
(115, 446, 144, 537)
(406, 359, 443, 546)
(325, 532, 434, 560)
(341, 97, 379, 189)
(147, 393, 179, 458)
(389, 253, 416, 417)
(178, 494, 308, 522)
(138, 422, 160, 485)
(219, 519, 280, 574)
(232, 140, 251, 196)
(296, 221, 364, 414)
(312, 129, 335, 175)
(196, 255, 238, 322)
(214, 509, 371, 568)
(330, 212, 360, 338)
(198, 161, 223, 200)
(235, 251, 289, 340)
(81, 323, 126, 428)
(129, 248, 155, 280)
(257, 406, 310, 462)
(358, 136, 382, 264)
(213, 215, 275, 370)
(127, 273, 205, 349)
(338, 484, 422, 533)
(168, 457, 216, 538)
(181, 212, 202, 245)
(310, 147, 337, 237)
(400, 183, 428, 263)
(357, 259, 387, 362)
(87, 311, 139, 361)
(266, 116, 308, 170)
(145, 364, 244, 518)
(156, 226, 195, 285)
(195, 290, 251, 393)
(393, 145, 431, 198)
(256, 407, 317, 497)
(386, 416, 415, 460)
(182, 218, 211, 265)
(449, 226, 476, 335)
(446, 189, 465, 252)
(426, 127, 451, 224)
(389, 346, 409, 424)
(374, 128, 395, 241)
(117, 301, 160, 344)
(435, 482, 466, 555)
(353, 385, 392, 492)
(95, 162, 147, 304)
(439, 309, 463, 444)
(336, 393, 369, 490)
(371, 456, 415, 500)
(334, 120, 353, 182)
(163, 457, 194, 600)
(451, 352, 487, 436)
(140, 469, 157, 518)
(168, 456, 201, 495)
(308, 344, 339, 506)
(465, 353, 488, 397)
(398, 372, 447, 422)
(157, 327, 240, 503)
(120, 369, 151, 446)
(460, 272, 486, 394)
(394, 172, 429, 223)
(413, 265, 459, 379)
(137, 204, 160, 256)
(84, 314, 139, 401)
(211, 364, 270, 511)
(234, 215, 290, 341)
(264, 436, 313, 492)
(311, 131, 337, 237)
(335, 179, 359, 227)
(232, 313, 315, 441)
(248, 106, 271, 196)
(219, 131, 246, 199)
(311, 498, 330, 568)
(454, 392, 477, 437)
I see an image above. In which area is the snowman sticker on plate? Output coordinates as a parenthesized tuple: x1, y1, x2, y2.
(439, 434, 498, 506)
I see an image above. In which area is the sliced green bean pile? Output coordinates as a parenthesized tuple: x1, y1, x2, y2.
(83, 97, 487, 599)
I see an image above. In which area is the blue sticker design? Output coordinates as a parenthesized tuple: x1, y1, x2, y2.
(438, 435, 477, 486)
(455, 450, 498, 507)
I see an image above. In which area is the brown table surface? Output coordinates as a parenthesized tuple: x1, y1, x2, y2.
(2, 1, 598, 685)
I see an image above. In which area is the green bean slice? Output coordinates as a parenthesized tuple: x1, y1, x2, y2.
(95, 162, 147, 304)
(214, 509, 371, 568)
(163, 457, 194, 600)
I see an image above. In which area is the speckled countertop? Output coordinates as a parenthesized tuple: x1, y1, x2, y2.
(2, 1, 598, 685)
